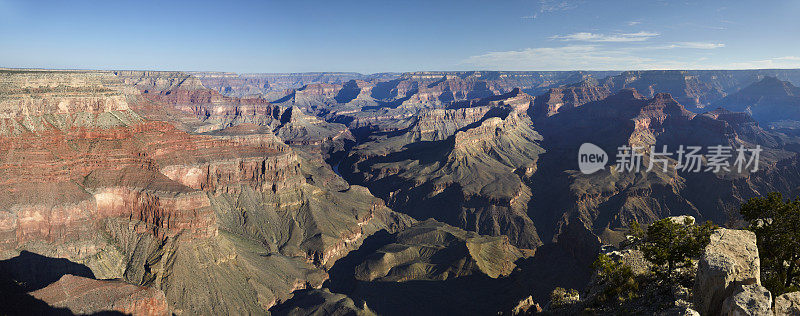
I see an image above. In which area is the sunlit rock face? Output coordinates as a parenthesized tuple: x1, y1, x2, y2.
(0, 69, 412, 314)
(531, 80, 612, 117)
(353, 219, 525, 282)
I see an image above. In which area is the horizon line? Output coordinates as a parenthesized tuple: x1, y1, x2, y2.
(3, 66, 800, 76)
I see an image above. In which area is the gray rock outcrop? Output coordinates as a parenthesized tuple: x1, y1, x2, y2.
(668, 215, 696, 225)
(720, 284, 772, 316)
(693, 228, 761, 315)
(775, 291, 800, 316)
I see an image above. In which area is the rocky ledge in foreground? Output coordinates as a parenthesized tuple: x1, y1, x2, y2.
(695, 228, 800, 316)
(543, 223, 800, 315)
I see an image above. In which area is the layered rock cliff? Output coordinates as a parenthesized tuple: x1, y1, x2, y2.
(0, 69, 413, 314)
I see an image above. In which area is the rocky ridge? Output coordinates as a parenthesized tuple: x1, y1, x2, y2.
(341, 89, 544, 249)
(353, 219, 524, 282)
(713, 77, 800, 130)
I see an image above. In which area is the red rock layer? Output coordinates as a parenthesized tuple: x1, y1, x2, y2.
(0, 117, 288, 248)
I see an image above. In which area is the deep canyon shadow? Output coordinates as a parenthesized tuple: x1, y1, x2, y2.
(0, 251, 124, 315)
(313, 230, 539, 316)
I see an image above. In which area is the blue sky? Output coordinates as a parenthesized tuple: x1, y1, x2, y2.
(1, 0, 798, 73)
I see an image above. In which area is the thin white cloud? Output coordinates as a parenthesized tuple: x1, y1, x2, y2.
(714, 56, 800, 69)
(638, 42, 725, 50)
(550, 31, 660, 42)
(522, 0, 580, 20)
(539, 0, 581, 12)
(673, 42, 725, 49)
(461, 45, 800, 71)
(628, 21, 641, 26)
(461, 45, 656, 70)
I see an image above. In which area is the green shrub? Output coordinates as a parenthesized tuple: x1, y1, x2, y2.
(549, 287, 580, 308)
(591, 254, 638, 305)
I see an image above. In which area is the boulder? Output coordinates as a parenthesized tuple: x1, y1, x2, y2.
(667, 215, 696, 225)
(721, 284, 772, 316)
(693, 228, 761, 315)
(775, 291, 800, 316)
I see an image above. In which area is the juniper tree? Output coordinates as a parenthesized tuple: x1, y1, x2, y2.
(740, 192, 800, 295)
(635, 217, 716, 281)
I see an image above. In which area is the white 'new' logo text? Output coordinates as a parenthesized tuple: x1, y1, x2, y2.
(578, 143, 608, 174)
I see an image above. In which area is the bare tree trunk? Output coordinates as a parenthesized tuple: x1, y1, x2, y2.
(787, 257, 798, 288)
